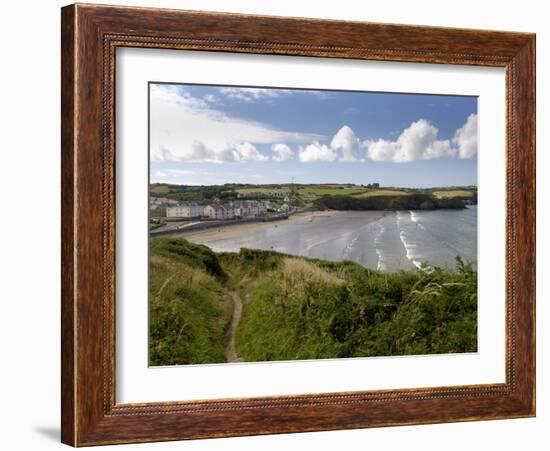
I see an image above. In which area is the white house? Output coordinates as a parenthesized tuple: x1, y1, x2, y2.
(258, 201, 267, 216)
(225, 205, 235, 219)
(166, 203, 203, 218)
(204, 204, 232, 219)
(233, 201, 251, 218)
(232, 200, 267, 218)
(234, 204, 249, 218)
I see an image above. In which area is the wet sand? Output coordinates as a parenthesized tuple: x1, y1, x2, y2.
(181, 211, 389, 263)
(179, 211, 345, 242)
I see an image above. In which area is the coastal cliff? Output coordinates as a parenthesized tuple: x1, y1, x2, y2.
(314, 193, 466, 211)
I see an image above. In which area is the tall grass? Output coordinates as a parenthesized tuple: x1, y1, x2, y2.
(233, 250, 477, 362)
(149, 242, 232, 366)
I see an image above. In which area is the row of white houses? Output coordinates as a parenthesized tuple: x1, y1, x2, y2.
(165, 200, 268, 219)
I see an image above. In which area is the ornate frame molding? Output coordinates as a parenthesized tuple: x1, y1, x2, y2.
(62, 4, 535, 446)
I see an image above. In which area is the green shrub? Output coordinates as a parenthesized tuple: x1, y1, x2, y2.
(235, 252, 477, 361)
(150, 237, 225, 278)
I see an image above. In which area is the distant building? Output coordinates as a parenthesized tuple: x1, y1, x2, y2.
(150, 197, 178, 217)
(166, 203, 203, 218)
(149, 204, 166, 218)
(233, 202, 251, 218)
(232, 200, 267, 218)
(279, 204, 290, 213)
(203, 204, 225, 219)
(225, 205, 235, 219)
(203, 204, 234, 220)
(149, 197, 166, 206)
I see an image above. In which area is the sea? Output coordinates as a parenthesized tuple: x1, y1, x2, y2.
(187, 206, 477, 272)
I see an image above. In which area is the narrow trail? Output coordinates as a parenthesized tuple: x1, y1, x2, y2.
(224, 291, 244, 363)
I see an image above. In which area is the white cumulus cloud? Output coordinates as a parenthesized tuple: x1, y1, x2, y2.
(272, 143, 293, 161)
(453, 113, 478, 159)
(235, 142, 269, 161)
(298, 142, 338, 162)
(175, 140, 267, 163)
(330, 125, 361, 161)
(151, 83, 477, 166)
(363, 119, 454, 163)
(150, 84, 321, 163)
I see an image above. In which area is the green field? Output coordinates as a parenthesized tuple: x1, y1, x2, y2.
(150, 184, 171, 194)
(355, 189, 409, 198)
(149, 238, 477, 366)
(432, 190, 474, 198)
(233, 185, 412, 201)
(150, 183, 476, 210)
(297, 186, 367, 198)
(236, 187, 291, 194)
(236, 185, 368, 198)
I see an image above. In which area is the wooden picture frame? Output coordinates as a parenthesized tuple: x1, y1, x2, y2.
(61, 3, 535, 446)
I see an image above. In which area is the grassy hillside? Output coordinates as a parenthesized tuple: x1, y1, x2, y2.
(150, 238, 477, 366)
(149, 238, 232, 365)
(432, 190, 474, 198)
(354, 189, 409, 198)
(237, 186, 291, 194)
(296, 186, 367, 198)
(150, 183, 477, 208)
(221, 249, 477, 361)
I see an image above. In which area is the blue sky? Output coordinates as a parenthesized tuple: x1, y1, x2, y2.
(149, 83, 477, 187)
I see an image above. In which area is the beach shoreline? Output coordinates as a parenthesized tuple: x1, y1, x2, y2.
(171, 210, 388, 243)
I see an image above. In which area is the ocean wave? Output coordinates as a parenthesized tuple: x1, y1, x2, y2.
(399, 221, 431, 272)
(374, 222, 386, 271)
(342, 234, 359, 260)
(409, 210, 426, 231)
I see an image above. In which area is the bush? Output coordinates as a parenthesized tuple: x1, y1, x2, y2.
(150, 237, 225, 278)
(235, 252, 477, 361)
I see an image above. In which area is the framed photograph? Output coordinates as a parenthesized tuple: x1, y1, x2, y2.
(61, 3, 536, 446)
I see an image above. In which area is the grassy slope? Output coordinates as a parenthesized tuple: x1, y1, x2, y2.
(150, 184, 171, 194)
(149, 238, 232, 365)
(296, 186, 367, 197)
(237, 187, 291, 194)
(236, 185, 368, 198)
(221, 249, 477, 362)
(432, 190, 474, 198)
(150, 238, 477, 366)
(354, 189, 409, 198)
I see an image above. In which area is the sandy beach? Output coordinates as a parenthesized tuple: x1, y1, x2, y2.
(178, 210, 345, 241)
